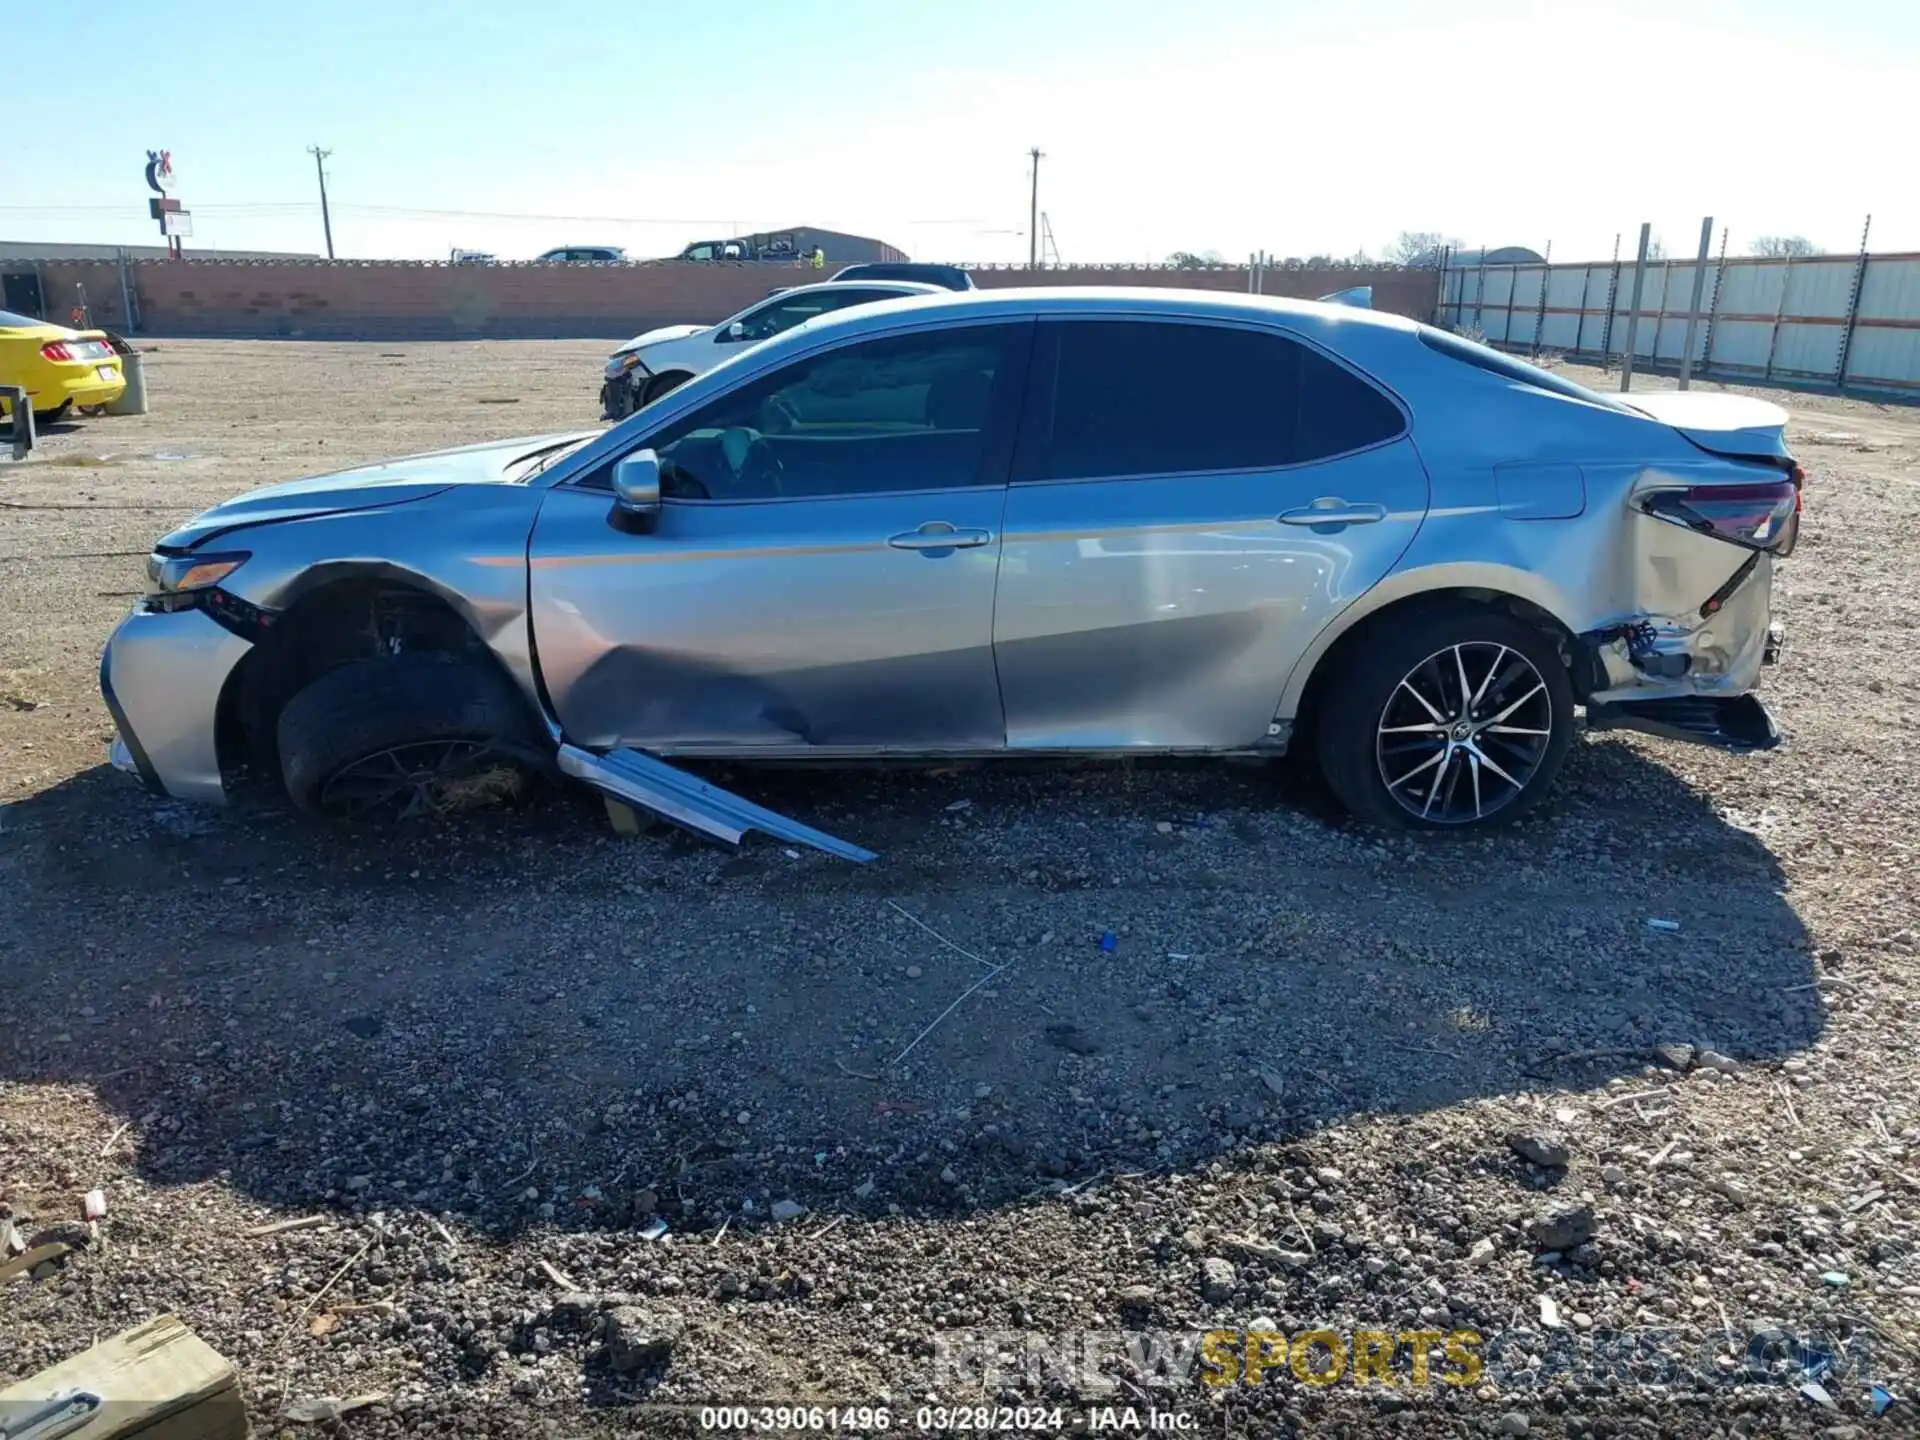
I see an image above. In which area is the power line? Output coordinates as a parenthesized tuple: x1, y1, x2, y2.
(0, 200, 1007, 230)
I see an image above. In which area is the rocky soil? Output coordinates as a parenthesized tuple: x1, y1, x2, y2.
(1, 343, 1916, 1437)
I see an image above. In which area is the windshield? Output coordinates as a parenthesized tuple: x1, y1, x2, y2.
(508, 437, 595, 482)
(0, 309, 44, 328)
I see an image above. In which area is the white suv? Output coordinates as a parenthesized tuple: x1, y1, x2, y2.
(599, 280, 941, 418)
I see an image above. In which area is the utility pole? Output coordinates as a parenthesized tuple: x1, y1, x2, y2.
(1028, 147, 1043, 269)
(307, 146, 335, 260)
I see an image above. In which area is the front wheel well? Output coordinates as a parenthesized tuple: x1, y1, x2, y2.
(216, 575, 530, 780)
(1290, 588, 1581, 749)
(641, 370, 693, 404)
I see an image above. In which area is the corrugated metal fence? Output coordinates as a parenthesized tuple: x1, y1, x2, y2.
(1440, 249, 1920, 394)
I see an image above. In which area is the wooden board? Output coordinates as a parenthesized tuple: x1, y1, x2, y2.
(0, 1314, 246, 1440)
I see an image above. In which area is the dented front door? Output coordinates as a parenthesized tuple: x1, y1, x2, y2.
(528, 487, 1009, 752)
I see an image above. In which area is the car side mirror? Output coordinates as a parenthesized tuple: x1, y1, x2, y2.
(609, 449, 661, 534)
(725, 320, 746, 340)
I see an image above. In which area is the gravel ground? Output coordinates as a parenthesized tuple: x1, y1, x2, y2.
(1, 342, 1916, 1438)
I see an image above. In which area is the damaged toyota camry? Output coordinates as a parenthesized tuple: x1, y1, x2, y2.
(100, 289, 1798, 855)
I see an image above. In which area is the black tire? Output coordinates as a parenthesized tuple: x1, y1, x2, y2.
(641, 371, 689, 406)
(277, 652, 543, 820)
(1314, 605, 1574, 829)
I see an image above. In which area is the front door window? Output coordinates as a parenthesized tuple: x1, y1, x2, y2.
(645, 324, 1025, 502)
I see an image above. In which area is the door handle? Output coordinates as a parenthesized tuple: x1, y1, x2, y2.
(1278, 499, 1387, 527)
(887, 524, 993, 551)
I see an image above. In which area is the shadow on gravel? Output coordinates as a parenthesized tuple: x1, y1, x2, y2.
(0, 738, 1817, 1237)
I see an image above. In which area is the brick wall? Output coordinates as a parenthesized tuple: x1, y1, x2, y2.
(19, 258, 1439, 341)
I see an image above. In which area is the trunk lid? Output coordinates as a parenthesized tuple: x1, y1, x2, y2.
(1625, 391, 1792, 461)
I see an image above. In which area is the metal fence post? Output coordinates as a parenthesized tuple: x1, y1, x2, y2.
(1677, 216, 1714, 390)
(1530, 242, 1551, 356)
(1649, 260, 1672, 371)
(3, 388, 33, 459)
(1599, 233, 1622, 364)
(1619, 223, 1652, 392)
(1573, 264, 1594, 356)
(1836, 214, 1873, 390)
(1764, 256, 1795, 383)
(1700, 226, 1728, 379)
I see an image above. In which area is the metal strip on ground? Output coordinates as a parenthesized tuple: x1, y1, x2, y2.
(557, 744, 877, 862)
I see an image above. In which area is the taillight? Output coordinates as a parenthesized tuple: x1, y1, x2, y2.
(40, 341, 74, 362)
(1639, 479, 1799, 556)
(1789, 461, 1806, 515)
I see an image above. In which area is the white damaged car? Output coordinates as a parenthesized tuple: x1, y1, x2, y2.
(599, 279, 941, 417)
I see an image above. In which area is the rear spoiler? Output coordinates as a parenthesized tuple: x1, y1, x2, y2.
(1318, 287, 1373, 309)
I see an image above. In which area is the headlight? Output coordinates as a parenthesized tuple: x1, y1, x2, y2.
(147, 550, 250, 594)
(604, 351, 642, 379)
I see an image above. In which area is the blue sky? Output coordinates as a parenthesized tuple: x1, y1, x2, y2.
(3, 0, 1914, 264)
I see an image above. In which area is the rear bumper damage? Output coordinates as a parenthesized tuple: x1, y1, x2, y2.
(1577, 567, 1785, 754)
(1586, 693, 1781, 752)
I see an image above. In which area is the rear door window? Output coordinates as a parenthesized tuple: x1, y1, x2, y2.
(1417, 326, 1637, 413)
(1014, 319, 1405, 482)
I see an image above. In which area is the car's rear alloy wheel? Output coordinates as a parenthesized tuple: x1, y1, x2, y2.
(1316, 606, 1574, 829)
(1375, 643, 1553, 824)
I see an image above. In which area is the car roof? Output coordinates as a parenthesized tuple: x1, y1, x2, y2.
(783, 285, 1423, 342)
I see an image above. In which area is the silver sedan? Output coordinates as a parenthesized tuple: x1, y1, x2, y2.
(101, 288, 1797, 851)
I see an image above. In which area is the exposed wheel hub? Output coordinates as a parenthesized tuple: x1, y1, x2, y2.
(317, 740, 522, 822)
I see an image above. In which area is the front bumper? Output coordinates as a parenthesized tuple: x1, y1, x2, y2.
(100, 603, 253, 803)
(600, 361, 645, 419)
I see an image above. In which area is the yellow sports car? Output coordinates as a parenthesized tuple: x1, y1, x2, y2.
(0, 309, 126, 422)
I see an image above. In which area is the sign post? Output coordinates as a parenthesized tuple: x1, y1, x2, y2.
(144, 150, 187, 257)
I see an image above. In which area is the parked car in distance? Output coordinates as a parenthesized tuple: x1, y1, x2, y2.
(449, 249, 497, 265)
(536, 246, 627, 263)
(828, 262, 974, 291)
(102, 287, 1799, 854)
(0, 308, 126, 423)
(598, 279, 942, 418)
(675, 231, 806, 263)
